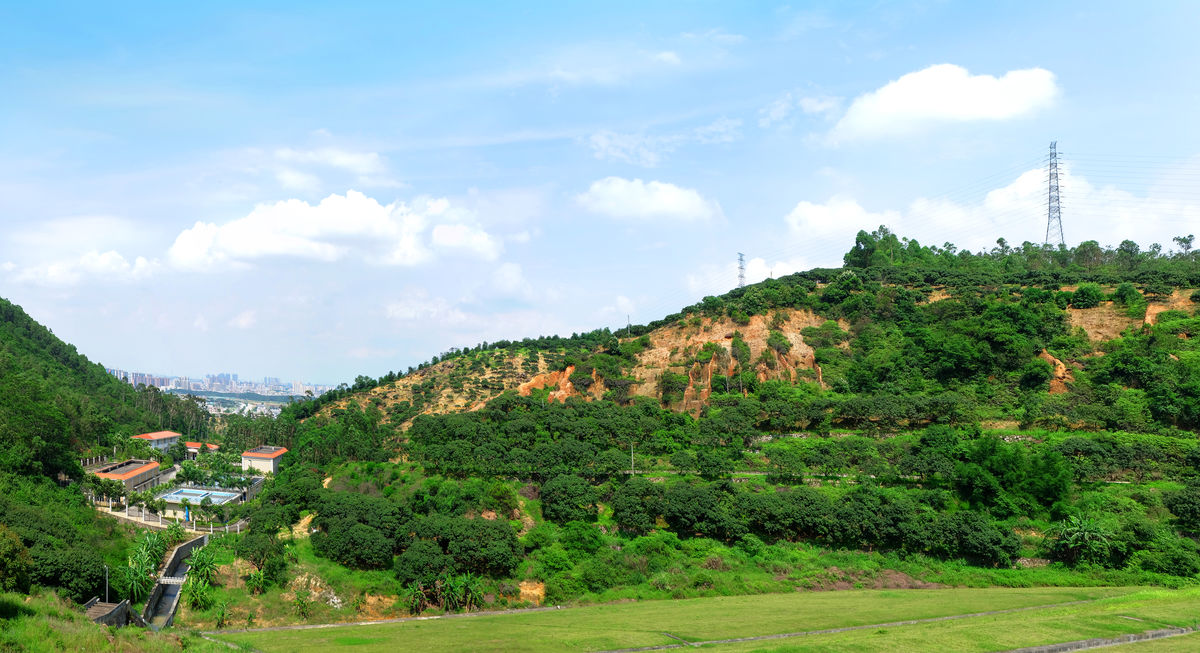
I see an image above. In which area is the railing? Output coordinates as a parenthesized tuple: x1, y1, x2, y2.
(142, 534, 208, 630)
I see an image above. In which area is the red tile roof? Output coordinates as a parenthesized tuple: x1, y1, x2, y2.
(132, 430, 182, 441)
(95, 461, 160, 481)
(184, 441, 219, 450)
(242, 446, 288, 459)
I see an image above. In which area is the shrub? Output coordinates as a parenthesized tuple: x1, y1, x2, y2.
(1071, 283, 1104, 308)
(540, 475, 597, 524)
(393, 540, 452, 585)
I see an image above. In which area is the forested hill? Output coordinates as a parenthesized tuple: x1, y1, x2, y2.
(299, 228, 1200, 438)
(0, 297, 208, 480)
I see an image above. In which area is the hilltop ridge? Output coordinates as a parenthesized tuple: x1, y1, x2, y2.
(303, 228, 1200, 435)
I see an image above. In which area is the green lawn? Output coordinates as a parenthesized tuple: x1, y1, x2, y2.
(701, 589, 1200, 651)
(1103, 632, 1200, 651)
(211, 586, 1157, 652)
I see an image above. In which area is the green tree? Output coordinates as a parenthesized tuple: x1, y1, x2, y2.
(540, 475, 597, 524)
(0, 523, 32, 593)
(1071, 283, 1104, 309)
(611, 478, 663, 535)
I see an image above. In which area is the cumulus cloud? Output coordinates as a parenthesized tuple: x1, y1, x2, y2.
(776, 164, 1200, 265)
(589, 118, 742, 167)
(9, 250, 158, 286)
(167, 191, 501, 271)
(431, 223, 503, 261)
(830, 64, 1059, 141)
(576, 177, 722, 222)
(686, 256, 810, 296)
(785, 195, 902, 239)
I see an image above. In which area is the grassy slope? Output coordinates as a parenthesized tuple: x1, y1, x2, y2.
(0, 592, 224, 653)
(212, 586, 1151, 652)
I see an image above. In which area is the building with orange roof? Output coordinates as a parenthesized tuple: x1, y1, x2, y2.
(184, 441, 219, 460)
(93, 459, 162, 493)
(241, 445, 288, 474)
(131, 430, 182, 452)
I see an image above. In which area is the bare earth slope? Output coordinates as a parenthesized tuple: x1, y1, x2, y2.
(323, 290, 1195, 428)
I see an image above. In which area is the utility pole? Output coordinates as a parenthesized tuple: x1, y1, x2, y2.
(1045, 141, 1064, 246)
(630, 442, 635, 475)
(737, 253, 746, 288)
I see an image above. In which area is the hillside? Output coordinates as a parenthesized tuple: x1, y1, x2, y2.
(309, 229, 1200, 436)
(0, 297, 210, 480)
(168, 231, 1200, 634)
(0, 298, 215, 606)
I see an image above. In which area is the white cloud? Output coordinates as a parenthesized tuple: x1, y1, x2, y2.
(654, 51, 682, 65)
(598, 294, 638, 321)
(167, 190, 501, 271)
(485, 44, 688, 88)
(274, 147, 384, 175)
(491, 262, 535, 299)
(431, 223, 503, 261)
(588, 118, 742, 167)
(758, 93, 840, 128)
(193, 315, 209, 332)
(274, 168, 320, 191)
(589, 131, 665, 167)
(576, 177, 722, 222)
(385, 289, 470, 327)
(831, 64, 1059, 141)
(693, 117, 742, 144)
(228, 310, 257, 329)
(9, 250, 158, 286)
(785, 195, 902, 239)
(686, 256, 810, 296)
(775, 163, 1200, 265)
(798, 96, 840, 116)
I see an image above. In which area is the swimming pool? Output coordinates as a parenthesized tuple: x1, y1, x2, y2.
(159, 488, 240, 505)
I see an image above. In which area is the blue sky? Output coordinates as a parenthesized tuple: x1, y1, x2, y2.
(2, 2, 1199, 382)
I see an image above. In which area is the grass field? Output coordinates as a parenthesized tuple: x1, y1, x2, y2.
(209, 586, 1200, 652)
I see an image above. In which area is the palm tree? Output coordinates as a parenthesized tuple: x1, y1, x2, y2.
(180, 498, 191, 528)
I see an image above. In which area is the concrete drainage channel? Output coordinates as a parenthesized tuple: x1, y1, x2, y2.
(142, 534, 208, 631)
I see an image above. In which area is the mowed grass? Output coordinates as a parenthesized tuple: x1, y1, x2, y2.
(1103, 632, 1200, 651)
(212, 586, 1143, 652)
(701, 588, 1200, 652)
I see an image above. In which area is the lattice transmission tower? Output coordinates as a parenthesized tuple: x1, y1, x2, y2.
(1045, 141, 1064, 246)
(737, 252, 746, 288)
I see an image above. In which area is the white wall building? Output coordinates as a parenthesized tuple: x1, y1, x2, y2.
(241, 446, 287, 475)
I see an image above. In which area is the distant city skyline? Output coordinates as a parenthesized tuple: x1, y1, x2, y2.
(104, 367, 335, 396)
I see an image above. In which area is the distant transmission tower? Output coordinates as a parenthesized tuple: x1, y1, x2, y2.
(1045, 141, 1064, 246)
(737, 253, 746, 288)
